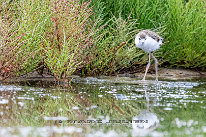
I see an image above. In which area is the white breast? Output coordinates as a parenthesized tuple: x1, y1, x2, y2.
(135, 36, 160, 53)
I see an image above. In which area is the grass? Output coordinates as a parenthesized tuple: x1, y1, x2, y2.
(0, 0, 206, 80)
(82, 15, 145, 75)
(86, 0, 206, 72)
(162, 0, 206, 68)
(42, 0, 100, 80)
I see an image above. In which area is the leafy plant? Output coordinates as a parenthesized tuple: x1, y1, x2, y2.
(42, 0, 100, 80)
(0, 6, 33, 80)
(0, 0, 49, 80)
(161, 0, 206, 69)
(89, 0, 206, 70)
(84, 15, 144, 75)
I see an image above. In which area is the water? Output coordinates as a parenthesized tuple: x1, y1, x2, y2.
(0, 77, 206, 137)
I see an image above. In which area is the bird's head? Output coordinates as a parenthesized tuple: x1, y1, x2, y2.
(135, 33, 147, 46)
(157, 37, 164, 45)
(139, 37, 147, 45)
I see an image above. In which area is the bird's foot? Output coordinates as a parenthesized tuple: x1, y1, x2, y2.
(142, 78, 146, 81)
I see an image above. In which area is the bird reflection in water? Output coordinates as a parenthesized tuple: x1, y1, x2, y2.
(132, 90, 159, 136)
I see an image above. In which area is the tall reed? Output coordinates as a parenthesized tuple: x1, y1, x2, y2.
(0, 0, 44, 80)
(1, 0, 206, 80)
(161, 0, 206, 69)
(89, 0, 206, 70)
(83, 16, 144, 75)
(42, 0, 101, 80)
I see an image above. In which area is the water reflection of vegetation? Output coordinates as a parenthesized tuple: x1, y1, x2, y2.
(1, 79, 206, 136)
(1, 84, 143, 127)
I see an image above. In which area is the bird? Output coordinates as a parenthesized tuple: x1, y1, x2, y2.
(135, 30, 164, 81)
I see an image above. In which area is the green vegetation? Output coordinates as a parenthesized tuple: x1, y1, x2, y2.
(0, 0, 205, 80)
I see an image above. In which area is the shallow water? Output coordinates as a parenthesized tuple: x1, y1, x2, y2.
(0, 77, 206, 137)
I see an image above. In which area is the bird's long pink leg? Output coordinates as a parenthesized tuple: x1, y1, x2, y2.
(142, 53, 151, 81)
(151, 53, 158, 81)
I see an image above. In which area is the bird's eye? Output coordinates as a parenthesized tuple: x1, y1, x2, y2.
(139, 38, 141, 40)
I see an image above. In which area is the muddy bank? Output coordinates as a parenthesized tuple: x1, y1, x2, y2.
(2, 68, 206, 84)
(133, 68, 206, 80)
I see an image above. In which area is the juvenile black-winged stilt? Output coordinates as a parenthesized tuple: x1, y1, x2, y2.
(135, 30, 164, 81)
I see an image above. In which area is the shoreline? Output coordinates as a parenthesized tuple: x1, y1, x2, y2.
(1, 68, 206, 84)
